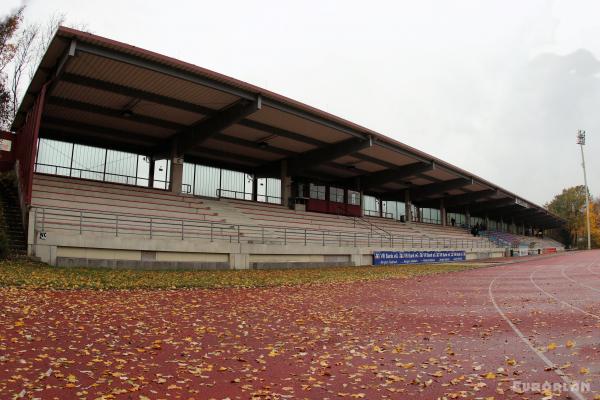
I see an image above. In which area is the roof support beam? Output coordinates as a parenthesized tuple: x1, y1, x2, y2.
(424, 189, 498, 210)
(57, 74, 411, 171)
(409, 178, 473, 202)
(287, 137, 372, 175)
(483, 204, 526, 218)
(48, 39, 77, 95)
(41, 116, 155, 146)
(352, 162, 434, 190)
(76, 41, 256, 100)
(172, 97, 262, 155)
(255, 137, 372, 177)
(60, 73, 216, 115)
(467, 198, 518, 215)
(46, 96, 185, 131)
(39, 128, 156, 155)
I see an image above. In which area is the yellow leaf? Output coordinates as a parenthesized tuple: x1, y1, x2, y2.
(566, 340, 576, 348)
(66, 374, 78, 383)
(484, 372, 496, 379)
(547, 342, 557, 351)
(580, 367, 590, 375)
(506, 358, 516, 366)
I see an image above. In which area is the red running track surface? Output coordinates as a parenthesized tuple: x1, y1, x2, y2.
(1, 251, 599, 399)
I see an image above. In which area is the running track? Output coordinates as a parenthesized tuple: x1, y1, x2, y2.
(1, 251, 599, 399)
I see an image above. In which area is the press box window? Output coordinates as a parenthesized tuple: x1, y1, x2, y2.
(347, 190, 361, 205)
(329, 187, 344, 203)
(309, 183, 326, 200)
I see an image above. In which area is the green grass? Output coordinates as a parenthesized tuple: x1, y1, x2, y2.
(0, 259, 487, 290)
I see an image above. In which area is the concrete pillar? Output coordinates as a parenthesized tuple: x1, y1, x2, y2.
(440, 198, 447, 226)
(404, 190, 411, 224)
(229, 253, 249, 269)
(465, 208, 471, 227)
(169, 142, 183, 194)
(170, 160, 183, 194)
(280, 160, 292, 208)
(252, 175, 258, 201)
(148, 158, 155, 189)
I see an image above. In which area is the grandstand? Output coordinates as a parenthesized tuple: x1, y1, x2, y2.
(3, 27, 565, 268)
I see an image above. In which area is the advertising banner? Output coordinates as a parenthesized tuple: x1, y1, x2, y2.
(373, 250, 466, 265)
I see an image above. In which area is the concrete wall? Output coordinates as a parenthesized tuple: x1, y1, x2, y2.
(29, 213, 505, 270)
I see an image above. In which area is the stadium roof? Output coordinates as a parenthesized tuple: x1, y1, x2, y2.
(12, 27, 564, 228)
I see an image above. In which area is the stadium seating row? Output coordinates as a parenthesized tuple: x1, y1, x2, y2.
(31, 174, 522, 249)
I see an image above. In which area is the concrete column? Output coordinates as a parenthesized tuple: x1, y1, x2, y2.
(404, 190, 411, 224)
(170, 160, 183, 194)
(229, 253, 249, 269)
(252, 175, 258, 202)
(169, 141, 183, 194)
(280, 160, 292, 207)
(148, 158, 155, 189)
(440, 198, 447, 226)
(465, 208, 471, 227)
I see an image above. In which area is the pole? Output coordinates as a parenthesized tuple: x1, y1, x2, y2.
(580, 143, 592, 250)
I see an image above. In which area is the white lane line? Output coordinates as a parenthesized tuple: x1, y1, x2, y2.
(488, 271, 587, 400)
(530, 268, 600, 320)
(561, 262, 600, 294)
(586, 263, 600, 276)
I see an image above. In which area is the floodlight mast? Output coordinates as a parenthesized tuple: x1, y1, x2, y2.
(577, 130, 591, 250)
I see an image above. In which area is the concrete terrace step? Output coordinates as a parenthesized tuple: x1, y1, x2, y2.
(33, 174, 207, 205)
(32, 184, 211, 210)
(32, 190, 214, 216)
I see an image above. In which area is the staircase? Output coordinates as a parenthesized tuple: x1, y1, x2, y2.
(0, 174, 27, 258)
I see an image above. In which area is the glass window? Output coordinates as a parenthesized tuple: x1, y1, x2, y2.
(309, 183, 326, 200)
(329, 187, 344, 203)
(348, 190, 361, 205)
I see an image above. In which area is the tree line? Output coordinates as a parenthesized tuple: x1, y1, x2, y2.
(545, 186, 600, 249)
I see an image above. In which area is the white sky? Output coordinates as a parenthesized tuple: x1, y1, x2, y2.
(2, 0, 599, 205)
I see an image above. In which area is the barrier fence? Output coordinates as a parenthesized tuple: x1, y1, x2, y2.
(32, 206, 502, 249)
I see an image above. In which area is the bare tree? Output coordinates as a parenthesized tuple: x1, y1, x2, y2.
(9, 23, 38, 121)
(1, 7, 88, 130)
(0, 6, 24, 130)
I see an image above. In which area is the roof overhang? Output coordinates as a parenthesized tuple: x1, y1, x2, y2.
(12, 27, 566, 228)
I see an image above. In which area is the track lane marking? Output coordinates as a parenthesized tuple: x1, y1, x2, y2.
(529, 268, 600, 320)
(488, 269, 587, 400)
(561, 262, 600, 294)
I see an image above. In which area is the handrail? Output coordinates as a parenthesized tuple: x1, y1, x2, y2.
(31, 206, 503, 249)
(35, 163, 171, 189)
(216, 188, 282, 204)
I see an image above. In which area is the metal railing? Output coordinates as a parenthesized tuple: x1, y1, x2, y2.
(216, 188, 282, 204)
(32, 206, 502, 249)
(35, 163, 171, 190)
(363, 209, 394, 219)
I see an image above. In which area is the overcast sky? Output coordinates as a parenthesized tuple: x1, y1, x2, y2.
(2, 0, 599, 205)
